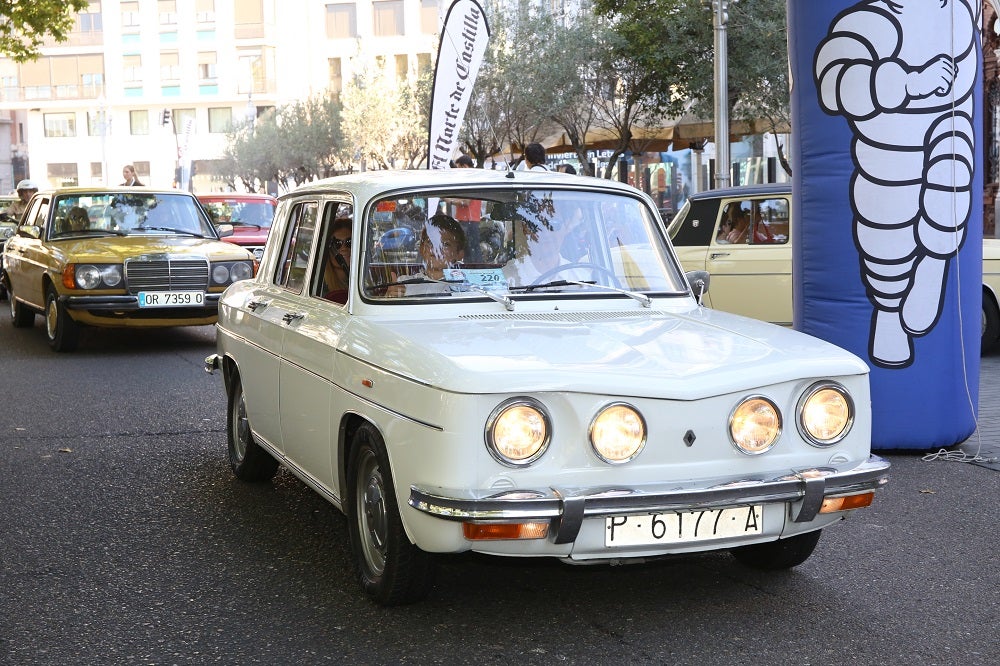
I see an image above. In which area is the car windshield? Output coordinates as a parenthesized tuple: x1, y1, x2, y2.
(202, 200, 275, 228)
(361, 187, 688, 302)
(48, 193, 216, 239)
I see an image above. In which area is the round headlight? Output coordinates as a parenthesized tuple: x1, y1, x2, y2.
(212, 264, 231, 284)
(101, 265, 122, 287)
(75, 265, 102, 289)
(798, 382, 854, 447)
(729, 396, 781, 455)
(486, 398, 550, 466)
(590, 403, 646, 463)
(229, 261, 253, 282)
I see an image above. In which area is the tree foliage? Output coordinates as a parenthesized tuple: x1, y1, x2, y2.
(0, 0, 88, 61)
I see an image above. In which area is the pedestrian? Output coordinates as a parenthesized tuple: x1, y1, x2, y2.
(556, 164, 577, 175)
(454, 154, 474, 168)
(120, 165, 144, 186)
(1, 179, 41, 222)
(518, 143, 547, 171)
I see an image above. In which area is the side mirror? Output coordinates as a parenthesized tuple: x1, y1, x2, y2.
(17, 225, 41, 240)
(686, 270, 710, 304)
(216, 223, 234, 238)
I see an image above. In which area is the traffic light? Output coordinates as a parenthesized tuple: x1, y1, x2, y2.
(161, 108, 172, 126)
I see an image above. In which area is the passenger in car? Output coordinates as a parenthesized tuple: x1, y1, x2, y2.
(322, 217, 353, 304)
(503, 202, 589, 286)
(387, 213, 466, 297)
(67, 206, 90, 232)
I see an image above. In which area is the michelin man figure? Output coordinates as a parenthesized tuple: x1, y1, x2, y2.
(814, 0, 980, 368)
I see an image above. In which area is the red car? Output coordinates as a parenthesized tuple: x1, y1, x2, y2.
(197, 193, 277, 261)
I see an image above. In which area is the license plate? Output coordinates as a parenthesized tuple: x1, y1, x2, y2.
(605, 506, 763, 547)
(137, 291, 205, 307)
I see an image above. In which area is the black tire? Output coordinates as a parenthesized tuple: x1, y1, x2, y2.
(45, 285, 80, 352)
(226, 374, 279, 482)
(981, 292, 999, 355)
(346, 422, 435, 606)
(8, 278, 35, 328)
(730, 530, 822, 570)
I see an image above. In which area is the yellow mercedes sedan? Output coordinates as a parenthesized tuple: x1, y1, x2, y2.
(2, 186, 255, 351)
(667, 183, 1000, 354)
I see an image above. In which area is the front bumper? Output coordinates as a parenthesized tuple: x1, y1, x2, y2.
(409, 455, 890, 545)
(63, 293, 221, 313)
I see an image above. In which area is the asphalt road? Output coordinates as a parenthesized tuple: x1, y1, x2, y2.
(1, 318, 998, 665)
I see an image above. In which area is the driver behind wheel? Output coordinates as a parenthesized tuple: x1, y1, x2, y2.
(502, 199, 590, 286)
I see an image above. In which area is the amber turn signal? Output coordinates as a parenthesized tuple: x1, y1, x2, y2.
(462, 522, 549, 541)
(819, 492, 874, 514)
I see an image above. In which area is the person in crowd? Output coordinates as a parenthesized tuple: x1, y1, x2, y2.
(322, 217, 352, 304)
(517, 143, 548, 171)
(120, 165, 144, 186)
(388, 214, 467, 297)
(2, 179, 40, 222)
(454, 154, 475, 168)
(556, 164, 577, 175)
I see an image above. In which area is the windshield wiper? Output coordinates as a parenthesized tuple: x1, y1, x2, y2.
(61, 228, 129, 237)
(134, 226, 205, 237)
(512, 279, 652, 307)
(373, 276, 516, 311)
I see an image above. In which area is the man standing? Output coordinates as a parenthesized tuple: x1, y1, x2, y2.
(518, 143, 548, 171)
(2, 180, 40, 222)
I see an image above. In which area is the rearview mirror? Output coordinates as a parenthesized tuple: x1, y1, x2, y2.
(686, 270, 710, 304)
(217, 223, 234, 238)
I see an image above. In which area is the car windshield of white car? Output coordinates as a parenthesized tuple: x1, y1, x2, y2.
(362, 188, 688, 302)
(48, 193, 215, 239)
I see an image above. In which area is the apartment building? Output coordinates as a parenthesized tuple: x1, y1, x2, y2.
(0, 1, 441, 194)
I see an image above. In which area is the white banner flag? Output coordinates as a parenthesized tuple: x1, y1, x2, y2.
(427, 0, 490, 169)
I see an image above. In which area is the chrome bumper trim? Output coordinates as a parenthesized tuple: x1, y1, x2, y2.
(409, 455, 890, 544)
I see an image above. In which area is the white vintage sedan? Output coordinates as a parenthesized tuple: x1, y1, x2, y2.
(206, 169, 889, 605)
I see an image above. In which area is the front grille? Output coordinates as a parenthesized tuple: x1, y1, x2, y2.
(124, 256, 209, 294)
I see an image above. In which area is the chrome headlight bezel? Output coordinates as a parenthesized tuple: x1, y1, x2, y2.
(211, 260, 254, 286)
(74, 263, 123, 289)
(728, 395, 782, 455)
(485, 397, 551, 467)
(589, 402, 646, 464)
(797, 381, 855, 447)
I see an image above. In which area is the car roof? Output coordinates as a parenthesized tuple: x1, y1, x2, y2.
(281, 168, 646, 201)
(687, 183, 791, 201)
(196, 192, 277, 203)
(33, 186, 198, 197)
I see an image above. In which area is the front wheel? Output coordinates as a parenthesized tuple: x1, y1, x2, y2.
(730, 530, 822, 570)
(226, 374, 279, 482)
(7, 277, 34, 328)
(45, 286, 80, 352)
(346, 422, 435, 606)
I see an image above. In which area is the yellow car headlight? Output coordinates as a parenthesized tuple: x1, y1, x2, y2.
(589, 403, 646, 463)
(798, 382, 854, 447)
(486, 398, 550, 466)
(729, 396, 781, 455)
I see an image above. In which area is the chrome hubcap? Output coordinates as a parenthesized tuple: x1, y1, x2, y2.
(357, 450, 388, 574)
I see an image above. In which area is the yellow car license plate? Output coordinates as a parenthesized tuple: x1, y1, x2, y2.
(605, 506, 763, 547)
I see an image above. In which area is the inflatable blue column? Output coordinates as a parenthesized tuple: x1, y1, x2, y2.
(788, 0, 982, 449)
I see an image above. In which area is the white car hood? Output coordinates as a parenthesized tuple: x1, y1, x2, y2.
(345, 307, 868, 399)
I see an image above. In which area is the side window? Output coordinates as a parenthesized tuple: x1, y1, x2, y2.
(274, 201, 319, 293)
(29, 199, 49, 230)
(750, 197, 790, 245)
(311, 200, 354, 304)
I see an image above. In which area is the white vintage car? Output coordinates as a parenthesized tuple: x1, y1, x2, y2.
(206, 169, 889, 605)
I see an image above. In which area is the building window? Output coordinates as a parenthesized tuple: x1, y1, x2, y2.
(326, 4, 356, 38)
(208, 107, 232, 133)
(172, 108, 196, 135)
(80, 3, 104, 34)
(159, 0, 177, 25)
(238, 51, 267, 95)
(130, 110, 149, 135)
(160, 52, 180, 81)
(44, 113, 77, 138)
(198, 52, 217, 80)
(373, 1, 404, 37)
(123, 55, 142, 85)
(196, 0, 215, 22)
(417, 53, 432, 75)
(420, 0, 439, 34)
(48, 163, 79, 187)
(91, 162, 103, 179)
(328, 58, 343, 95)
(394, 54, 408, 82)
(121, 1, 140, 28)
(87, 110, 107, 136)
(81, 72, 103, 97)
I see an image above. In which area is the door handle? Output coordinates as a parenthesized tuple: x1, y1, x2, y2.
(246, 299, 270, 311)
(282, 312, 305, 324)
(709, 252, 730, 260)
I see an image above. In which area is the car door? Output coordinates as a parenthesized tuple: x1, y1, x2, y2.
(276, 198, 353, 495)
(703, 195, 793, 326)
(5, 196, 51, 309)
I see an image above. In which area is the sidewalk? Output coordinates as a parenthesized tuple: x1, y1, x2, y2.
(957, 351, 1000, 470)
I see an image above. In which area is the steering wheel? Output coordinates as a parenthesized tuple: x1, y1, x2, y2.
(531, 262, 620, 288)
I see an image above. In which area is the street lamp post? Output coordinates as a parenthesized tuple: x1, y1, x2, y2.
(97, 94, 109, 186)
(712, 0, 730, 189)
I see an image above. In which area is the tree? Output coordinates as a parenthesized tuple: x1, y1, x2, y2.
(594, 0, 791, 173)
(0, 0, 89, 61)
